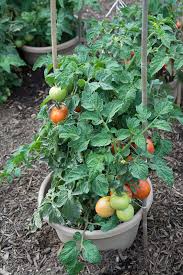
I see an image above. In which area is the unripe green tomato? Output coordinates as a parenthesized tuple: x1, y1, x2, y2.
(110, 192, 131, 210)
(77, 79, 86, 89)
(24, 34, 34, 42)
(49, 86, 67, 102)
(116, 204, 134, 222)
(15, 40, 24, 48)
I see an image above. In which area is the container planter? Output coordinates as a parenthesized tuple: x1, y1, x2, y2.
(21, 36, 80, 65)
(38, 173, 153, 251)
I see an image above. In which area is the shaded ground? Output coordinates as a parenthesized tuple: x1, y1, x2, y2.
(1, 1, 183, 275)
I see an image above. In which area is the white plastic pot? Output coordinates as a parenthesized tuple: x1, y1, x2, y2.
(38, 174, 153, 251)
(21, 36, 79, 65)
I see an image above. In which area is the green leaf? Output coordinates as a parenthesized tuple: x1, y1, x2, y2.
(136, 103, 151, 121)
(103, 100, 124, 122)
(91, 129, 111, 147)
(156, 139, 172, 157)
(54, 187, 68, 207)
(92, 174, 109, 196)
(85, 82, 100, 93)
(86, 153, 104, 176)
(48, 207, 64, 224)
(129, 159, 149, 179)
(80, 111, 102, 125)
(127, 117, 140, 130)
(154, 101, 173, 115)
(73, 232, 82, 241)
(58, 124, 81, 140)
(174, 58, 183, 71)
(152, 158, 174, 186)
(58, 240, 84, 275)
(64, 165, 87, 183)
(81, 90, 103, 112)
(33, 211, 42, 229)
(82, 240, 102, 264)
(149, 53, 170, 77)
(62, 199, 82, 222)
(116, 129, 131, 141)
(95, 215, 119, 232)
(152, 120, 172, 131)
(133, 132, 146, 150)
(33, 54, 52, 71)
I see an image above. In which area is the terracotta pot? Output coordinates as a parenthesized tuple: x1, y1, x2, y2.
(38, 173, 153, 251)
(21, 36, 79, 65)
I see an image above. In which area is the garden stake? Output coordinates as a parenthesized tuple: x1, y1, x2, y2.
(50, 0, 58, 71)
(141, 0, 148, 255)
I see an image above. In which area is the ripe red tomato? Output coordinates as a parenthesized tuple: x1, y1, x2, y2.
(132, 179, 151, 200)
(146, 138, 155, 154)
(95, 196, 115, 218)
(130, 51, 135, 58)
(126, 155, 133, 162)
(176, 21, 182, 29)
(50, 105, 68, 124)
(74, 106, 82, 113)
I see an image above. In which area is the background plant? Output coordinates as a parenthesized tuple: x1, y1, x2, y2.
(0, 0, 25, 103)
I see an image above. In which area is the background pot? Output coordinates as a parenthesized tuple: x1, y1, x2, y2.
(38, 173, 153, 251)
(21, 36, 79, 66)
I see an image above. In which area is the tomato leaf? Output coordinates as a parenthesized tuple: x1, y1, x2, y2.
(92, 174, 109, 196)
(136, 103, 151, 121)
(54, 187, 68, 207)
(58, 240, 84, 275)
(81, 90, 103, 111)
(64, 165, 88, 183)
(102, 100, 125, 122)
(95, 215, 119, 232)
(151, 158, 174, 186)
(129, 159, 149, 180)
(91, 129, 112, 147)
(86, 153, 104, 177)
(58, 124, 81, 140)
(133, 131, 146, 150)
(116, 129, 131, 141)
(62, 199, 82, 222)
(80, 111, 102, 125)
(82, 240, 102, 264)
(151, 119, 172, 131)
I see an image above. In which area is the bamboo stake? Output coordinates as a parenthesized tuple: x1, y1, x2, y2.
(141, 0, 148, 254)
(50, 0, 58, 71)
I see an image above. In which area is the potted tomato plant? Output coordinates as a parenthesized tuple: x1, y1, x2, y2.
(1, 49, 183, 274)
(11, 0, 99, 65)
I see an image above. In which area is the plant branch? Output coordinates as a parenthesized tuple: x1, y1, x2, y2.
(50, 0, 58, 71)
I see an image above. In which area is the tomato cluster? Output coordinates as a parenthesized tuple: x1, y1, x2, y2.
(95, 179, 151, 222)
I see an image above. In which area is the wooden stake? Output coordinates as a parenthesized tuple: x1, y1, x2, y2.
(141, 0, 149, 254)
(50, 0, 58, 71)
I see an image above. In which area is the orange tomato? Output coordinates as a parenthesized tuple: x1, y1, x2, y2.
(95, 196, 115, 218)
(50, 105, 68, 124)
(132, 180, 151, 200)
(146, 138, 155, 154)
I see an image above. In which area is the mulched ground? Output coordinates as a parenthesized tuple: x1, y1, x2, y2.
(1, 1, 183, 275)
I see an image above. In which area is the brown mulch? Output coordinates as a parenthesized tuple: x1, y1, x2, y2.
(1, 1, 183, 275)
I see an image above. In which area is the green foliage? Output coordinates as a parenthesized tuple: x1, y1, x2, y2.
(0, 0, 25, 103)
(10, 0, 100, 47)
(1, 1, 183, 274)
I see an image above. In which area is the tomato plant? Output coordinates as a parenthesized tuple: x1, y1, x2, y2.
(1, 2, 183, 274)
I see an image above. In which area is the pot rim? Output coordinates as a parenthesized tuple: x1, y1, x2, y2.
(38, 173, 153, 240)
(22, 36, 79, 53)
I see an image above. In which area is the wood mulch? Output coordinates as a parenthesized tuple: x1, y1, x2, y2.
(0, 1, 183, 275)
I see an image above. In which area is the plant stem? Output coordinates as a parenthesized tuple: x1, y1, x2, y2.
(50, 0, 58, 71)
(141, 0, 149, 260)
